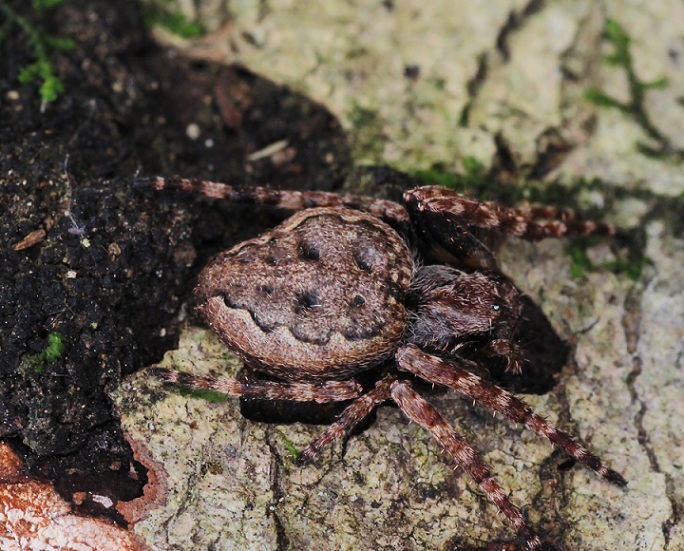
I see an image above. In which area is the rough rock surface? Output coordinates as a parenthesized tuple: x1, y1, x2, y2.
(116, 1, 683, 550)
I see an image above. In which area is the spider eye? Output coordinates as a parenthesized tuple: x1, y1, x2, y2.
(491, 304, 501, 312)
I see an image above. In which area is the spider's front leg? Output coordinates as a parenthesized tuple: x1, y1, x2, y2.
(396, 344, 627, 487)
(389, 379, 543, 550)
(477, 336, 527, 374)
(152, 368, 362, 403)
(404, 185, 615, 271)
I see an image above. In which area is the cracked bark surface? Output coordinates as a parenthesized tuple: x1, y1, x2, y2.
(117, 0, 684, 549)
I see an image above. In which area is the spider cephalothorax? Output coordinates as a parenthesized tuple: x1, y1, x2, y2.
(143, 176, 626, 550)
(406, 265, 526, 370)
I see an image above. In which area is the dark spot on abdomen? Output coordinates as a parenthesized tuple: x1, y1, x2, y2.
(300, 240, 321, 261)
(297, 291, 319, 308)
(354, 249, 373, 271)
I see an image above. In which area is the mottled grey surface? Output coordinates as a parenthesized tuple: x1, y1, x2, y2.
(117, 1, 683, 549)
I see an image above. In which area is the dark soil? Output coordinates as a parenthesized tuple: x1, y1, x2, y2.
(0, 0, 350, 523)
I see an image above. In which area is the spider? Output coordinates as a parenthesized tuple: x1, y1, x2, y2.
(140, 175, 626, 550)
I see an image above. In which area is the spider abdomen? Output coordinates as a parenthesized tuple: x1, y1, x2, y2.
(195, 207, 414, 382)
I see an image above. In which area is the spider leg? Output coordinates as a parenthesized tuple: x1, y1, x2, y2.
(404, 185, 614, 270)
(390, 379, 543, 550)
(405, 185, 615, 240)
(151, 368, 362, 403)
(297, 374, 395, 464)
(396, 345, 627, 486)
(136, 176, 411, 236)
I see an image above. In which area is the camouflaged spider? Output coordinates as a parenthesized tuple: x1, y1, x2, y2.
(142, 176, 626, 550)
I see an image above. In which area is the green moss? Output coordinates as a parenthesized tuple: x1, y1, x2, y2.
(413, 156, 488, 190)
(603, 19, 631, 67)
(0, 0, 75, 103)
(412, 160, 611, 207)
(143, 2, 205, 39)
(586, 19, 681, 161)
(412, 156, 524, 201)
(178, 386, 231, 404)
(413, 161, 549, 207)
(603, 254, 650, 282)
(32, 0, 66, 9)
(412, 168, 459, 188)
(26, 331, 65, 374)
(412, 167, 634, 222)
(274, 429, 298, 461)
(566, 242, 595, 279)
(43, 332, 64, 362)
(150, 12, 204, 38)
(566, 240, 647, 281)
(584, 88, 629, 112)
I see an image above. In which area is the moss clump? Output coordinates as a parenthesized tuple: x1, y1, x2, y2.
(566, 240, 648, 281)
(585, 19, 681, 161)
(275, 429, 299, 461)
(176, 385, 231, 404)
(143, 1, 205, 39)
(0, 0, 76, 103)
(26, 331, 65, 374)
(411, 156, 536, 204)
(566, 242, 596, 279)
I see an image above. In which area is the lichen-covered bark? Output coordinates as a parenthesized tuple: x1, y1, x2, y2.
(114, 1, 684, 549)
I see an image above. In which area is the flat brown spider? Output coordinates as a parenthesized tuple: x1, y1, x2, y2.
(141, 175, 626, 550)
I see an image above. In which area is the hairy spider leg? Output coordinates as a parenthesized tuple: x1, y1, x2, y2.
(297, 374, 395, 464)
(137, 176, 411, 235)
(405, 186, 615, 240)
(152, 368, 362, 403)
(390, 380, 543, 550)
(396, 345, 627, 486)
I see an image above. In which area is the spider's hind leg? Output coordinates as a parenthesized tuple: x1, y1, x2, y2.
(152, 367, 362, 403)
(297, 374, 395, 464)
(136, 176, 411, 234)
